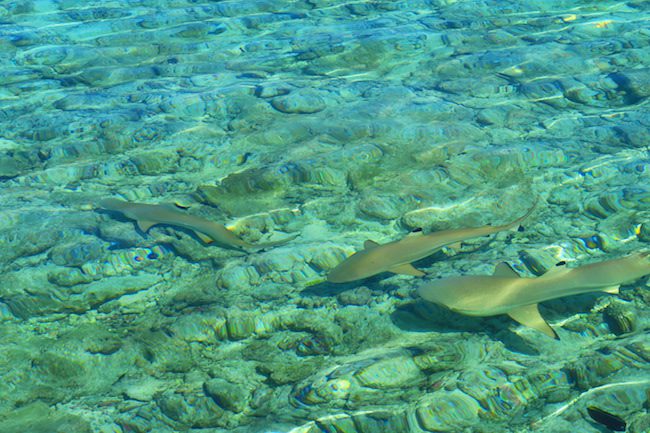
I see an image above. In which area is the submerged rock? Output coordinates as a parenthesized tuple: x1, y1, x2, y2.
(157, 390, 227, 429)
(0, 402, 92, 433)
(124, 377, 167, 402)
(203, 378, 250, 413)
(416, 390, 480, 432)
(603, 302, 637, 335)
(609, 68, 650, 101)
(0, 147, 41, 179)
(48, 238, 106, 267)
(354, 354, 424, 389)
(271, 89, 330, 114)
(225, 310, 257, 340)
(2, 1, 650, 432)
(629, 412, 650, 433)
(169, 313, 227, 344)
(337, 287, 373, 306)
(358, 194, 405, 220)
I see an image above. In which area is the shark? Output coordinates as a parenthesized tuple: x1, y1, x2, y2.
(99, 198, 297, 251)
(327, 202, 536, 283)
(417, 251, 650, 339)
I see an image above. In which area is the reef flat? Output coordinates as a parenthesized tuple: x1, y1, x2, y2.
(0, 1, 649, 432)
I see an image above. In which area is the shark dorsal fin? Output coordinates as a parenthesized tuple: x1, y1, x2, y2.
(364, 240, 380, 250)
(388, 263, 426, 277)
(137, 220, 157, 232)
(493, 262, 519, 278)
(508, 304, 559, 339)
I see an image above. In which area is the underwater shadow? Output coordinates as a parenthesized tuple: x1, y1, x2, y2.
(391, 300, 542, 356)
(542, 291, 615, 318)
(96, 206, 131, 222)
(300, 273, 392, 297)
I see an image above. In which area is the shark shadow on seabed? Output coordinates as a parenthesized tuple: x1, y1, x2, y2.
(391, 300, 542, 356)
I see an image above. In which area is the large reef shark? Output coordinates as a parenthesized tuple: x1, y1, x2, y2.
(99, 198, 297, 251)
(417, 251, 650, 339)
(327, 202, 536, 283)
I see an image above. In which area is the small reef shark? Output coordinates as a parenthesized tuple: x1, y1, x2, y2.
(417, 251, 650, 339)
(327, 202, 536, 283)
(99, 198, 297, 251)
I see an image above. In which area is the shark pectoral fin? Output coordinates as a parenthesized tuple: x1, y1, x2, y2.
(194, 231, 214, 244)
(136, 220, 157, 232)
(388, 263, 426, 277)
(508, 304, 559, 339)
(601, 285, 620, 295)
(364, 240, 380, 250)
(493, 262, 520, 278)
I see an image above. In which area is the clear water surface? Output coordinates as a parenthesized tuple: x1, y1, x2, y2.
(0, 1, 649, 432)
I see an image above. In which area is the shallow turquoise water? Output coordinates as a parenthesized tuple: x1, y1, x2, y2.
(0, 1, 649, 432)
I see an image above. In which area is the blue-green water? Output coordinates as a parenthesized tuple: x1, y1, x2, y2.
(0, 1, 649, 432)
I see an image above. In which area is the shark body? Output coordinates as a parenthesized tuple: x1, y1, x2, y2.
(99, 198, 297, 251)
(417, 252, 650, 338)
(327, 203, 536, 283)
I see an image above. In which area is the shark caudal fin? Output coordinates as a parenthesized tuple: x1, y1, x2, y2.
(508, 304, 559, 339)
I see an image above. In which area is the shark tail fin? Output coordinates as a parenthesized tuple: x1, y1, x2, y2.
(508, 303, 559, 339)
